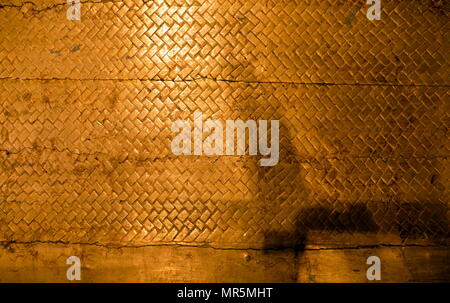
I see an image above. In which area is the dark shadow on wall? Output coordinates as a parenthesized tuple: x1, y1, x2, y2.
(263, 203, 379, 250)
(254, 120, 380, 282)
(258, 120, 380, 251)
(393, 202, 449, 244)
(263, 201, 449, 250)
(256, 120, 448, 281)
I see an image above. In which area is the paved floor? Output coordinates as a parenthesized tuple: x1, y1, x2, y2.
(0, 0, 448, 282)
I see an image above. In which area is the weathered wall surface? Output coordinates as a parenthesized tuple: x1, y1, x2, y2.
(0, 0, 448, 282)
(0, 243, 448, 282)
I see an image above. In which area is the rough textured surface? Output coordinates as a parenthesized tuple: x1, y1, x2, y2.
(0, 0, 448, 282)
(0, 243, 448, 282)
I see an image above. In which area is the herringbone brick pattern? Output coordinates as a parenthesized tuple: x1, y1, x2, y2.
(0, 0, 448, 248)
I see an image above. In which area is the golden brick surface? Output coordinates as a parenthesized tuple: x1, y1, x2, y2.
(0, 0, 448, 281)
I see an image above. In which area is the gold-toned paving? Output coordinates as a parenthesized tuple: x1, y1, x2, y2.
(0, 0, 448, 282)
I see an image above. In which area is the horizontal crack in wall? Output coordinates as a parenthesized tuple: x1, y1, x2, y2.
(0, 76, 448, 88)
(0, 0, 124, 13)
(1, 240, 448, 251)
(1, 148, 448, 162)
